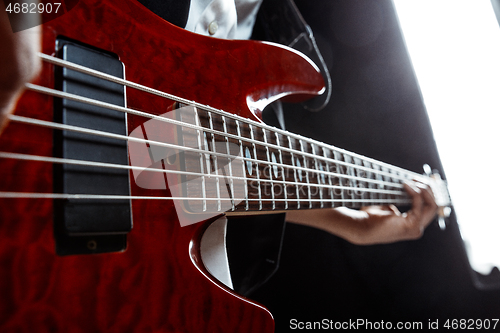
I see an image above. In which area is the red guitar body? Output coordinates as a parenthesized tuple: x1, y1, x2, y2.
(0, 0, 324, 331)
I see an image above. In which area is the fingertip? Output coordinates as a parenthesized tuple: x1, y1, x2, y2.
(403, 180, 420, 196)
(388, 204, 401, 215)
(415, 182, 438, 207)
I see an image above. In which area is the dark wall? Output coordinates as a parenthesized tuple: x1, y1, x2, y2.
(255, 0, 500, 331)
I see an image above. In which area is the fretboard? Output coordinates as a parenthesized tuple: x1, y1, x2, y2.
(161, 105, 446, 215)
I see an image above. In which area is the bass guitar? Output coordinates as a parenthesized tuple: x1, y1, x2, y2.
(0, 0, 450, 331)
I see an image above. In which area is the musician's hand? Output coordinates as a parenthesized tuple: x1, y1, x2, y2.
(0, 4, 41, 134)
(285, 181, 438, 245)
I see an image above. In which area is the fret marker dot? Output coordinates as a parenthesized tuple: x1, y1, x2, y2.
(296, 158, 302, 181)
(245, 147, 253, 175)
(271, 153, 278, 178)
(204, 132, 211, 173)
(319, 164, 325, 183)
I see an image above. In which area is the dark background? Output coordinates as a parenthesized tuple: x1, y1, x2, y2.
(252, 0, 500, 331)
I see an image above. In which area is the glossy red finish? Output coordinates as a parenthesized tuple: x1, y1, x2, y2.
(0, 0, 324, 331)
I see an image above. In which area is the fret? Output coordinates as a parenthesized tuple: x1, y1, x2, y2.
(210, 111, 241, 212)
(346, 155, 357, 206)
(178, 106, 231, 214)
(175, 106, 199, 213)
(388, 167, 402, 202)
(303, 142, 322, 209)
(386, 168, 398, 201)
(282, 134, 298, 210)
(209, 111, 240, 212)
(298, 140, 312, 208)
(335, 152, 346, 207)
(207, 112, 223, 212)
(248, 124, 263, 210)
(235, 119, 249, 211)
(239, 123, 262, 211)
(193, 107, 207, 212)
(287, 136, 301, 209)
(274, 132, 288, 210)
(331, 150, 348, 208)
(329, 149, 343, 208)
(311, 144, 324, 209)
(353, 157, 369, 206)
(296, 138, 308, 208)
(352, 157, 362, 202)
(262, 129, 276, 210)
(309, 144, 323, 209)
(396, 170, 413, 204)
(252, 127, 275, 211)
(199, 113, 220, 213)
(381, 165, 394, 204)
(221, 115, 235, 211)
(363, 159, 378, 205)
(372, 163, 387, 203)
(222, 116, 247, 212)
(342, 154, 357, 209)
(352, 156, 366, 208)
(321, 147, 335, 208)
(296, 139, 309, 207)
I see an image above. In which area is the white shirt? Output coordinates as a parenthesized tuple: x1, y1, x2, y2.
(185, 0, 263, 39)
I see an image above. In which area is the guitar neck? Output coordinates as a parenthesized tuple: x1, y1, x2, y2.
(165, 105, 447, 215)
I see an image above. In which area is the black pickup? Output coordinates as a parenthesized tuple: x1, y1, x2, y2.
(53, 37, 132, 255)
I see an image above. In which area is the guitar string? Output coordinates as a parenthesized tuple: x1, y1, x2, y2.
(24, 83, 417, 185)
(22, 83, 422, 187)
(0, 151, 409, 197)
(6, 114, 406, 190)
(1, 115, 411, 202)
(0, 54, 423, 203)
(36, 53, 426, 183)
(0, 192, 412, 206)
